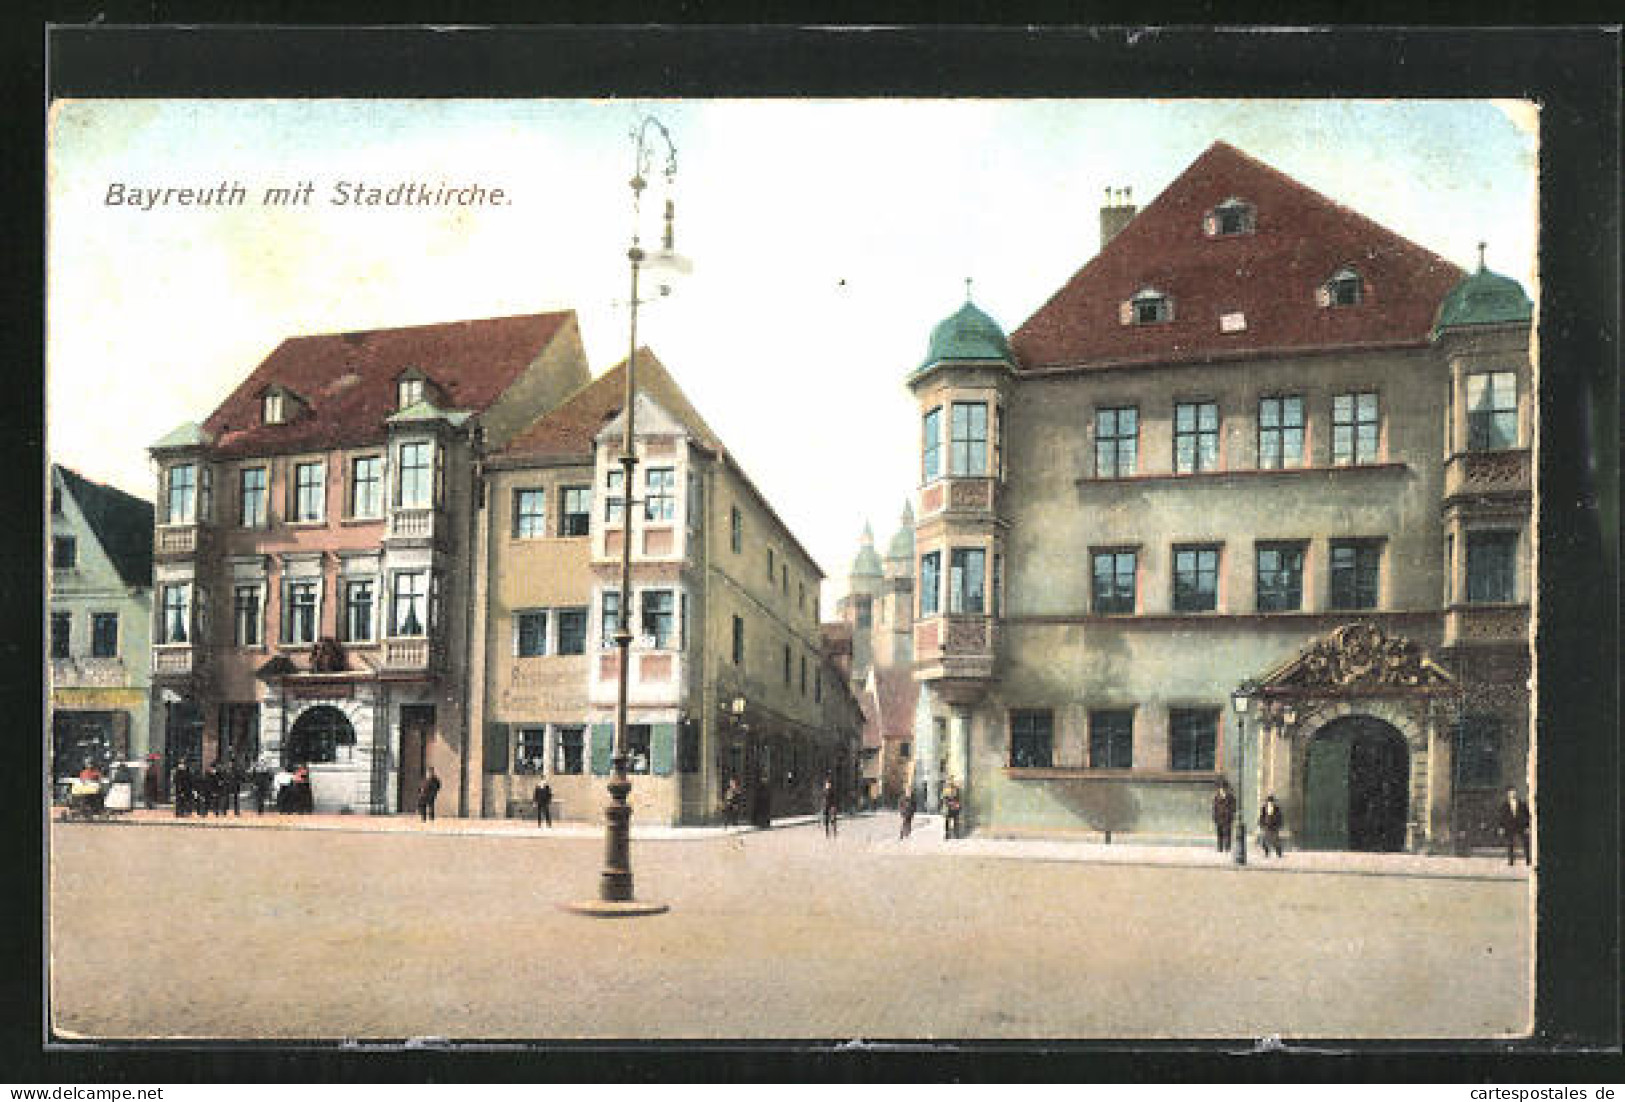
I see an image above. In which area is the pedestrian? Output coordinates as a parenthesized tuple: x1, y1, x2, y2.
(142, 755, 160, 810)
(171, 759, 192, 817)
(721, 777, 741, 827)
(943, 779, 963, 840)
(195, 761, 217, 819)
(1212, 780, 1237, 853)
(534, 780, 553, 828)
(417, 767, 441, 822)
(221, 759, 243, 816)
(821, 774, 839, 838)
(1258, 794, 1285, 858)
(1496, 787, 1531, 865)
(898, 790, 916, 839)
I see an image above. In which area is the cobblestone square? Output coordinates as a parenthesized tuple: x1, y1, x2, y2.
(48, 813, 1530, 1041)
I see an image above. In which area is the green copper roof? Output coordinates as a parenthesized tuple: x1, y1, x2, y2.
(1434, 260, 1532, 336)
(851, 521, 883, 577)
(913, 300, 1013, 377)
(886, 503, 915, 561)
(150, 422, 211, 450)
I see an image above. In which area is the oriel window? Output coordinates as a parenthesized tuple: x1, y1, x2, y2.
(949, 548, 986, 614)
(165, 464, 196, 524)
(949, 401, 988, 477)
(396, 442, 432, 508)
(1466, 531, 1518, 604)
(645, 468, 675, 521)
(641, 590, 675, 648)
(923, 406, 943, 481)
(1467, 371, 1518, 450)
(391, 572, 427, 637)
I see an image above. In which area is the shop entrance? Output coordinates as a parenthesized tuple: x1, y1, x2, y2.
(397, 705, 435, 813)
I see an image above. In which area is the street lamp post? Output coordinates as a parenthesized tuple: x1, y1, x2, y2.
(567, 115, 688, 919)
(1230, 680, 1259, 867)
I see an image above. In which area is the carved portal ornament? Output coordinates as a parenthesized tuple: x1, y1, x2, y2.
(1277, 622, 1452, 691)
(311, 636, 348, 673)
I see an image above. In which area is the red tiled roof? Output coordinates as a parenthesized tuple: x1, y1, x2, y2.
(203, 312, 576, 457)
(1010, 142, 1466, 371)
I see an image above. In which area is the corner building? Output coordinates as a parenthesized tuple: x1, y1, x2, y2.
(908, 142, 1533, 852)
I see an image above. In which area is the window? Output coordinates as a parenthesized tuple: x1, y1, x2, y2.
(52, 535, 76, 570)
(641, 590, 675, 648)
(1454, 715, 1503, 790)
(1095, 406, 1138, 478)
(645, 468, 675, 521)
(992, 554, 1003, 617)
(1009, 710, 1054, 768)
(949, 548, 986, 614)
(50, 612, 70, 658)
(1170, 709, 1218, 771)
(349, 456, 382, 519)
(1256, 543, 1306, 612)
(159, 584, 191, 644)
(292, 461, 324, 522)
(1175, 401, 1219, 473)
(165, 464, 196, 524)
(1258, 396, 1305, 469)
(1092, 550, 1137, 615)
(1173, 546, 1219, 613)
(239, 467, 268, 527)
(1205, 198, 1255, 236)
(263, 391, 284, 424)
(91, 612, 119, 658)
(1330, 541, 1382, 611)
(391, 571, 427, 637)
(920, 552, 941, 616)
(515, 728, 547, 774)
(604, 469, 624, 523)
(283, 580, 319, 644)
(767, 546, 775, 582)
(560, 487, 592, 537)
(1126, 288, 1172, 325)
(1467, 371, 1518, 450)
(625, 725, 652, 775)
(898, 741, 910, 759)
(1466, 531, 1518, 604)
(396, 442, 432, 508)
(1332, 392, 1380, 465)
(516, 610, 549, 657)
(800, 654, 808, 695)
(1090, 710, 1134, 769)
(729, 506, 743, 552)
(234, 585, 263, 646)
(285, 705, 356, 766)
(337, 580, 370, 643)
(923, 407, 943, 481)
(554, 727, 585, 774)
(732, 615, 744, 665)
(783, 643, 792, 685)
(601, 590, 622, 643)
(815, 668, 822, 703)
(513, 489, 546, 537)
(949, 401, 988, 476)
(1321, 267, 1363, 307)
(398, 376, 424, 409)
(855, 595, 872, 629)
(781, 564, 789, 595)
(556, 608, 588, 655)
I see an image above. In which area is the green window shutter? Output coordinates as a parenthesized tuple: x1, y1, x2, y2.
(591, 723, 614, 776)
(483, 723, 510, 775)
(651, 722, 676, 776)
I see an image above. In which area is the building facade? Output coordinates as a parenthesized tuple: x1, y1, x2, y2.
(49, 466, 155, 788)
(907, 142, 1533, 852)
(147, 313, 591, 814)
(468, 352, 860, 824)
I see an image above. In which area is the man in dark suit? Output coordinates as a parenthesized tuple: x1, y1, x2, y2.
(1496, 787, 1532, 865)
(1212, 781, 1237, 852)
(534, 780, 553, 828)
(418, 767, 442, 822)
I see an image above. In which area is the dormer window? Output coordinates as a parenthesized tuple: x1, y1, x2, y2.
(398, 376, 425, 410)
(1120, 288, 1173, 326)
(263, 391, 285, 425)
(1204, 198, 1255, 237)
(1319, 267, 1364, 308)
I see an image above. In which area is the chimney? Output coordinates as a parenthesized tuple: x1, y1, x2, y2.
(1099, 186, 1137, 250)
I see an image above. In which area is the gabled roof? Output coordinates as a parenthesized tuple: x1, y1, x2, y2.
(202, 312, 577, 457)
(1011, 141, 1466, 371)
(55, 465, 154, 588)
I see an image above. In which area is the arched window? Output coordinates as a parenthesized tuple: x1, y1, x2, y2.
(285, 705, 356, 766)
(1204, 197, 1255, 237)
(1318, 267, 1364, 308)
(1120, 287, 1173, 326)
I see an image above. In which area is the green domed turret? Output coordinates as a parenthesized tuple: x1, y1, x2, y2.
(1434, 248, 1533, 337)
(913, 297, 1013, 378)
(886, 503, 915, 562)
(850, 521, 883, 578)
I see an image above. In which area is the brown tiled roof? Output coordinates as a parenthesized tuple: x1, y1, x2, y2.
(1010, 142, 1466, 371)
(203, 312, 576, 457)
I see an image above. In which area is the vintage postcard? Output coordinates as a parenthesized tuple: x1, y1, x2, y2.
(47, 82, 1555, 1044)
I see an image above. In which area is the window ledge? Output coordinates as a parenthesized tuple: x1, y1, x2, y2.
(285, 519, 327, 529)
(1077, 462, 1406, 487)
(341, 517, 385, 527)
(1005, 767, 1225, 784)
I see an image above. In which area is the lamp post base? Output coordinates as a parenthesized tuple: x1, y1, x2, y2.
(561, 899, 670, 918)
(1234, 824, 1249, 866)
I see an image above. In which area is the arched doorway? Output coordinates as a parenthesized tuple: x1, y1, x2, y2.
(1302, 716, 1410, 851)
(285, 705, 355, 767)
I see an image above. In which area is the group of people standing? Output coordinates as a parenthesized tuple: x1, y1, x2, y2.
(169, 759, 251, 817)
(1211, 781, 1293, 859)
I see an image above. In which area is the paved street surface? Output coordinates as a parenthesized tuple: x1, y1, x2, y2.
(49, 811, 1531, 1041)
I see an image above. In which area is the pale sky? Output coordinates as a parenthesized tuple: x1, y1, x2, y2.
(47, 99, 1538, 610)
